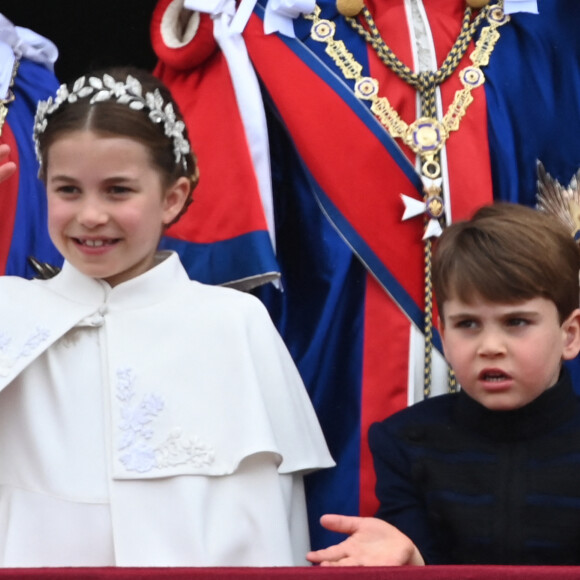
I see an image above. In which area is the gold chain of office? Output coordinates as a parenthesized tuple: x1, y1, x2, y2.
(306, 2, 508, 181)
(305, 3, 508, 397)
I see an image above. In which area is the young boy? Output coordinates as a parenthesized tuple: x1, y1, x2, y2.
(307, 202, 580, 566)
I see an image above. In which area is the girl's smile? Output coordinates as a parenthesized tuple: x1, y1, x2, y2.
(74, 237, 120, 248)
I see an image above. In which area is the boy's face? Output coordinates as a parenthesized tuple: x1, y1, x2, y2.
(440, 295, 580, 411)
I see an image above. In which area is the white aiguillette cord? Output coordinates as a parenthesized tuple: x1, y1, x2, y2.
(183, 0, 286, 255)
(181, 0, 317, 264)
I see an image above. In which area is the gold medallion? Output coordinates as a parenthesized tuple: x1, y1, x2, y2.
(426, 195, 445, 220)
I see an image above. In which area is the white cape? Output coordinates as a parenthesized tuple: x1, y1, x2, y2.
(0, 252, 334, 566)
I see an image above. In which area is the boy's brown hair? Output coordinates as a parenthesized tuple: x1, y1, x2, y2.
(433, 203, 580, 324)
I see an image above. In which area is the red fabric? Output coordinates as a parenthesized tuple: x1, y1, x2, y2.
(0, 123, 19, 275)
(244, 15, 427, 309)
(243, 2, 495, 518)
(365, 0, 494, 222)
(360, 275, 411, 516)
(0, 566, 576, 579)
(353, 1, 492, 515)
(151, 0, 219, 69)
(243, 0, 494, 319)
(151, 6, 269, 245)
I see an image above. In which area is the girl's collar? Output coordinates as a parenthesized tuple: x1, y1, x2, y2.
(39, 251, 189, 310)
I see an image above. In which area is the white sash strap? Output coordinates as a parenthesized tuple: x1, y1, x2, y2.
(184, 0, 276, 252)
(230, 0, 314, 36)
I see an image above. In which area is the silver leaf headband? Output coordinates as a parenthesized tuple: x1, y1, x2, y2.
(33, 73, 191, 171)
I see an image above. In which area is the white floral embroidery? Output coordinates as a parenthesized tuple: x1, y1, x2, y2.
(0, 327, 50, 377)
(0, 327, 50, 371)
(156, 428, 215, 469)
(0, 332, 11, 352)
(19, 327, 50, 358)
(116, 368, 215, 473)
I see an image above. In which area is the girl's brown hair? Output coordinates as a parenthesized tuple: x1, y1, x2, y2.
(36, 67, 198, 226)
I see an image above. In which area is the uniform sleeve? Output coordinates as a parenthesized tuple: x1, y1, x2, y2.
(368, 418, 444, 564)
(151, 0, 280, 289)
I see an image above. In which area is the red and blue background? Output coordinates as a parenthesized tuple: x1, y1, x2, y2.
(3, 0, 580, 552)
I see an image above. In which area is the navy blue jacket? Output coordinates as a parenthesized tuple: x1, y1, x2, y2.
(370, 370, 580, 564)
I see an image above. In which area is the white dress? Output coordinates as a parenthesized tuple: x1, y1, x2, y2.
(0, 251, 334, 567)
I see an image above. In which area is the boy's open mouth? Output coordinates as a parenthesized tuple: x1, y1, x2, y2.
(480, 370, 509, 382)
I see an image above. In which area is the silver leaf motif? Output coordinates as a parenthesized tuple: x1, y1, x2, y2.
(33, 73, 191, 170)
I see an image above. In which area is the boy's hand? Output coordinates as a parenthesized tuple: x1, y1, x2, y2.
(0, 144, 17, 184)
(306, 514, 425, 567)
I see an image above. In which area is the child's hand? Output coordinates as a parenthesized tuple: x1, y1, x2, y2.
(306, 514, 425, 567)
(0, 144, 17, 184)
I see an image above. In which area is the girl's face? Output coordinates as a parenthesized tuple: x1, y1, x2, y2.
(45, 130, 188, 286)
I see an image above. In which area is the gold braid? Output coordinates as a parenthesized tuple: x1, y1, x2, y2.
(307, 2, 507, 396)
(347, 6, 490, 87)
(349, 6, 487, 396)
(355, 4, 498, 396)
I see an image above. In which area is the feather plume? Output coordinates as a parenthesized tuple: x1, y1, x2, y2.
(536, 160, 580, 242)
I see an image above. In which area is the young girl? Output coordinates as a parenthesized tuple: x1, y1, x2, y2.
(0, 67, 334, 567)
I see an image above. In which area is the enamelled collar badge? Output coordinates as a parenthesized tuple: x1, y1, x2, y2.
(33, 74, 190, 171)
